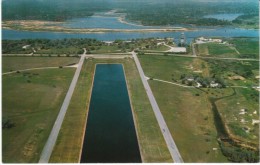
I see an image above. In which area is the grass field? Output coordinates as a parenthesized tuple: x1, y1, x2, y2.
(138, 55, 194, 81)
(123, 58, 172, 162)
(2, 57, 79, 73)
(49, 57, 172, 163)
(138, 55, 229, 162)
(149, 81, 229, 162)
(216, 87, 259, 145)
(36, 47, 82, 55)
(49, 60, 94, 163)
(147, 45, 170, 51)
(138, 54, 259, 162)
(91, 45, 121, 54)
(205, 60, 259, 87)
(228, 38, 259, 59)
(196, 43, 238, 58)
(196, 44, 209, 56)
(3, 54, 257, 163)
(2, 66, 75, 163)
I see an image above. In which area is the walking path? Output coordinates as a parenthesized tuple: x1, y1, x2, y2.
(2, 65, 78, 75)
(151, 77, 250, 89)
(2, 67, 60, 75)
(153, 78, 194, 88)
(39, 49, 86, 163)
(192, 43, 197, 57)
(132, 51, 184, 163)
(228, 86, 248, 89)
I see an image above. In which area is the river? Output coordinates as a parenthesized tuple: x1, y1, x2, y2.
(203, 13, 243, 21)
(2, 27, 258, 42)
(2, 14, 259, 41)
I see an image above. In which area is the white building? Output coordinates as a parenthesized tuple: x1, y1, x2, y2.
(196, 37, 222, 44)
(210, 81, 219, 88)
(22, 45, 31, 49)
(169, 47, 187, 53)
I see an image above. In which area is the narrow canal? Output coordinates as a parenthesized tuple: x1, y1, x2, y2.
(80, 64, 141, 163)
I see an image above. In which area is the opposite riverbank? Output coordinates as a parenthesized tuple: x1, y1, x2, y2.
(2, 20, 191, 33)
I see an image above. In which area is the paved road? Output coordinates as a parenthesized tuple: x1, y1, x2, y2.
(85, 54, 132, 59)
(39, 49, 86, 163)
(132, 51, 184, 163)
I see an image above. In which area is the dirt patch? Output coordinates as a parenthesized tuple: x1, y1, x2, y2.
(228, 76, 245, 80)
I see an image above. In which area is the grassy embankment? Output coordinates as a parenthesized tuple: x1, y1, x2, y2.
(49, 58, 172, 163)
(2, 57, 78, 163)
(138, 54, 259, 162)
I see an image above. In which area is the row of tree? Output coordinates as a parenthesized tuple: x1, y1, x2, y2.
(2, 0, 111, 21)
(2, 38, 104, 54)
(219, 141, 259, 163)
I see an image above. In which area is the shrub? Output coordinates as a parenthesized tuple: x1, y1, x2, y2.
(2, 118, 15, 129)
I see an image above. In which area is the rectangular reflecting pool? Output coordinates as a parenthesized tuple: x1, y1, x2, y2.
(80, 64, 141, 163)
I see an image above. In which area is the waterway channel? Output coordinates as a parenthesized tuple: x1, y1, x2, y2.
(80, 64, 141, 163)
(2, 27, 258, 42)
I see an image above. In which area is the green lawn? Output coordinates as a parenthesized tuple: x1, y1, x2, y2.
(138, 55, 194, 81)
(36, 47, 82, 55)
(2, 57, 79, 73)
(216, 88, 259, 145)
(196, 38, 259, 59)
(2, 67, 75, 163)
(49, 60, 94, 163)
(138, 55, 229, 162)
(196, 44, 209, 56)
(123, 58, 172, 162)
(208, 43, 238, 57)
(229, 38, 259, 59)
(145, 45, 170, 51)
(49, 58, 172, 163)
(205, 60, 259, 87)
(197, 43, 238, 58)
(91, 45, 121, 54)
(148, 81, 228, 162)
(138, 54, 259, 161)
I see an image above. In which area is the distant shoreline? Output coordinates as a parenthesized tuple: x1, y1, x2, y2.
(2, 20, 193, 33)
(117, 16, 184, 30)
